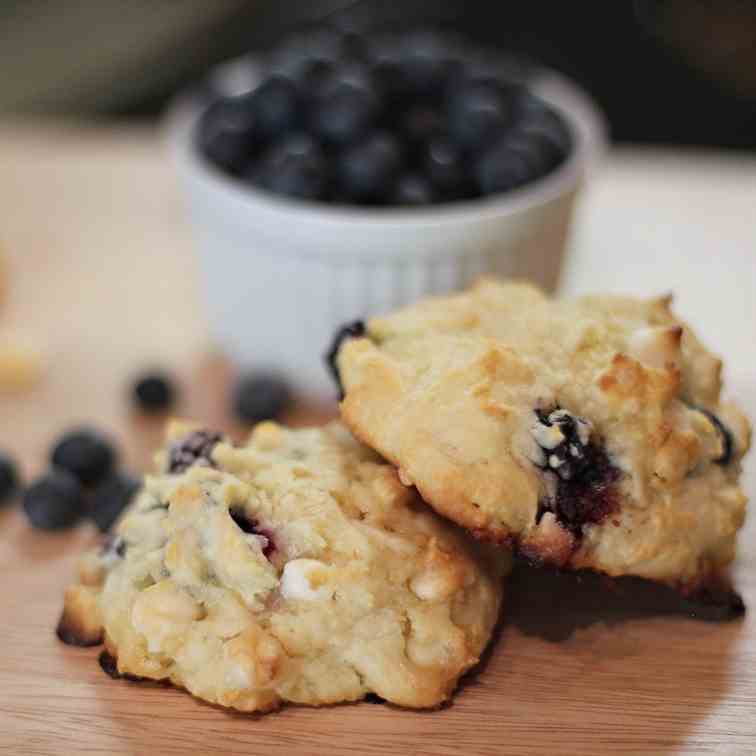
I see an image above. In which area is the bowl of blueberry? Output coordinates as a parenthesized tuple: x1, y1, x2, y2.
(167, 27, 605, 399)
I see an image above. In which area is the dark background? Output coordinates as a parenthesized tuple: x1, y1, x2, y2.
(2, 0, 755, 149)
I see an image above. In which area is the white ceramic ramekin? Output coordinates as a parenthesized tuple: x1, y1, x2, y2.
(165, 61, 605, 400)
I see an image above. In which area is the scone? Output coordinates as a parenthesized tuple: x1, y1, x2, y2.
(335, 278, 750, 591)
(57, 421, 508, 712)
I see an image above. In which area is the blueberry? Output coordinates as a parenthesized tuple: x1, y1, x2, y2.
(423, 137, 472, 199)
(88, 473, 141, 533)
(51, 429, 115, 487)
(229, 507, 276, 558)
(531, 408, 622, 534)
(531, 409, 593, 481)
(696, 408, 734, 466)
(0, 453, 18, 504)
(231, 373, 291, 425)
(251, 76, 300, 138)
(513, 94, 572, 166)
(132, 373, 176, 414)
(474, 134, 550, 195)
(23, 470, 84, 530)
(310, 84, 377, 146)
(254, 133, 329, 200)
(196, 95, 259, 174)
(324, 320, 365, 398)
(391, 174, 435, 205)
(337, 132, 402, 202)
(168, 430, 224, 474)
(400, 105, 443, 149)
(447, 81, 515, 151)
(399, 30, 463, 99)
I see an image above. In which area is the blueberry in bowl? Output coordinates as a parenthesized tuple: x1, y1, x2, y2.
(167, 26, 604, 399)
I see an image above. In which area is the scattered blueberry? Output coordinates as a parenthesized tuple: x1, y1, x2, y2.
(337, 131, 402, 202)
(132, 372, 176, 414)
(391, 173, 435, 205)
(23, 470, 84, 530)
(51, 429, 115, 486)
(231, 372, 291, 425)
(168, 430, 224, 474)
(324, 320, 366, 398)
(88, 472, 141, 533)
(0, 453, 18, 504)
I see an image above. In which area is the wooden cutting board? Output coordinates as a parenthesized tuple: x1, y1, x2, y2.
(1, 123, 754, 756)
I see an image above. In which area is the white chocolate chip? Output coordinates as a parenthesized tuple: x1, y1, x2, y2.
(530, 422, 565, 450)
(410, 569, 454, 601)
(131, 581, 202, 653)
(280, 559, 334, 601)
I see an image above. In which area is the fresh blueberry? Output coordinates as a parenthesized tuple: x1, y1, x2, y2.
(337, 131, 402, 202)
(132, 373, 176, 414)
(231, 373, 291, 425)
(399, 30, 463, 99)
(51, 428, 115, 487)
(254, 133, 329, 200)
(196, 94, 259, 174)
(251, 76, 300, 138)
(400, 105, 443, 149)
(23, 470, 84, 530)
(0, 453, 18, 504)
(512, 95, 572, 166)
(391, 174, 435, 205)
(324, 320, 366, 398)
(474, 133, 551, 195)
(423, 137, 472, 199)
(310, 83, 378, 146)
(447, 80, 515, 151)
(88, 472, 141, 533)
(168, 430, 224, 474)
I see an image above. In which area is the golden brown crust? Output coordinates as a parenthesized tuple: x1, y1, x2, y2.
(59, 422, 509, 713)
(338, 278, 751, 586)
(56, 585, 103, 647)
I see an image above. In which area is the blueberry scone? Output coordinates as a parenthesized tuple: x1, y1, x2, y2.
(57, 421, 508, 712)
(334, 278, 750, 591)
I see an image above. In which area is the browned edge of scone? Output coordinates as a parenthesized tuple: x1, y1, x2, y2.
(56, 586, 104, 647)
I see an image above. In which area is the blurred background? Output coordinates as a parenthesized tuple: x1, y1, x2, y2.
(2, 0, 755, 148)
(1, 0, 754, 473)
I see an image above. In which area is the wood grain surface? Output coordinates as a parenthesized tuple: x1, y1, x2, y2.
(0, 123, 754, 756)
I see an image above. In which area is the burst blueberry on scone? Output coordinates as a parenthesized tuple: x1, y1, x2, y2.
(334, 278, 750, 593)
(57, 420, 508, 712)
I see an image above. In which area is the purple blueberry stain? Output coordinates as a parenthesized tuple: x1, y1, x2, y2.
(531, 407, 621, 535)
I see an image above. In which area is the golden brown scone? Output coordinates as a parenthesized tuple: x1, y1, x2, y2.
(336, 278, 750, 590)
(58, 421, 508, 713)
